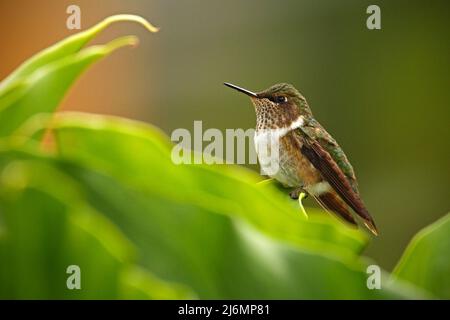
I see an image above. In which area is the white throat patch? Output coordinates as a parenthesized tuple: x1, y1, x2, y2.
(255, 115, 304, 140)
(254, 116, 305, 178)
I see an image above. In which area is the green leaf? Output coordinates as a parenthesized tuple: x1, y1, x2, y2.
(0, 15, 158, 93)
(120, 266, 195, 300)
(0, 157, 193, 299)
(48, 112, 368, 258)
(0, 15, 158, 138)
(11, 112, 422, 299)
(393, 213, 450, 299)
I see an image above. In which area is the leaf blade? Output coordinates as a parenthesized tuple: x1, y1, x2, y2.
(393, 213, 450, 299)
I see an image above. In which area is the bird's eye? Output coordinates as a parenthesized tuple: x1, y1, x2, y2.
(275, 96, 287, 104)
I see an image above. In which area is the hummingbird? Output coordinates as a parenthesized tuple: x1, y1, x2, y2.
(224, 82, 378, 235)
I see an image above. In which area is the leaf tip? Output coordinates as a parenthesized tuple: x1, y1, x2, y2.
(102, 14, 160, 34)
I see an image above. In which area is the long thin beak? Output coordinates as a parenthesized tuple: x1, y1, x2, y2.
(224, 82, 258, 98)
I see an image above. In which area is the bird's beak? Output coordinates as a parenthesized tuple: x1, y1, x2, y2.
(224, 82, 258, 98)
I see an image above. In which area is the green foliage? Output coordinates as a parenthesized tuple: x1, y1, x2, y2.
(0, 158, 192, 299)
(393, 213, 450, 299)
(0, 15, 446, 299)
(0, 15, 158, 137)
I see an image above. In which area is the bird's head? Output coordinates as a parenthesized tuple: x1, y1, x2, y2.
(225, 82, 312, 129)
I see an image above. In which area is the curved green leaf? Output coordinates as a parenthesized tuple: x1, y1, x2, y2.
(47, 112, 368, 258)
(1, 120, 427, 299)
(7, 112, 424, 299)
(0, 15, 158, 138)
(393, 213, 450, 299)
(0, 15, 158, 93)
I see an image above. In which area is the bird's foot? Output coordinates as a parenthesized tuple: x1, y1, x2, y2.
(289, 186, 308, 200)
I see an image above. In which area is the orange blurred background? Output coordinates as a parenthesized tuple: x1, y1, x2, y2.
(0, 0, 161, 121)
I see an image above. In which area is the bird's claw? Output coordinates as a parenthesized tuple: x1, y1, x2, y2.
(289, 186, 308, 200)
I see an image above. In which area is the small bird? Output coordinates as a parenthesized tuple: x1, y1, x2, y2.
(224, 82, 378, 235)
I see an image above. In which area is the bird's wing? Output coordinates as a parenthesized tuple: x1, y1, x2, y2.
(294, 127, 378, 235)
(301, 123, 359, 193)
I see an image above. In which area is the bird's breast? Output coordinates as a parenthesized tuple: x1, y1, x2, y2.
(254, 129, 320, 188)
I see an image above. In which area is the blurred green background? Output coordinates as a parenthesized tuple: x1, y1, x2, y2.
(0, 0, 449, 271)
